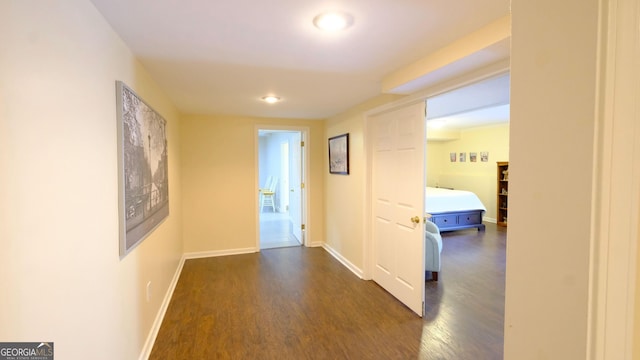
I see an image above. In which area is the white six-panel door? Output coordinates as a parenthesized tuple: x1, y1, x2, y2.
(370, 102, 426, 316)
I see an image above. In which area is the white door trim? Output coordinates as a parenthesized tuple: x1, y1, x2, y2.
(588, 0, 640, 358)
(255, 125, 311, 249)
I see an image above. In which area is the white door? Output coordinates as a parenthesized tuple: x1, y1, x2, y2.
(289, 133, 303, 243)
(370, 102, 426, 316)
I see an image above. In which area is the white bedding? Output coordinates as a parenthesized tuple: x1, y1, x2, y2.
(425, 187, 486, 214)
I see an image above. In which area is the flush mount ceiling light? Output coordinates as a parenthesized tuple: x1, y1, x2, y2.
(261, 96, 281, 104)
(313, 12, 354, 31)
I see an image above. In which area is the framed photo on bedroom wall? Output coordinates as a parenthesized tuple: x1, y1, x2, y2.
(328, 133, 349, 175)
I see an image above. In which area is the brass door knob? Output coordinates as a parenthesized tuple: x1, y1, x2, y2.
(411, 216, 420, 224)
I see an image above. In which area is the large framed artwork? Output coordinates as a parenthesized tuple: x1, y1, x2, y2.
(328, 133, 349, 175)
(116, 81, 169, 257)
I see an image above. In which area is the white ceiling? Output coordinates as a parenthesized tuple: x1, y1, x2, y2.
(90, 0, 510, 119)
(427, 73, 510, 129)
(428, 104, 510, 130)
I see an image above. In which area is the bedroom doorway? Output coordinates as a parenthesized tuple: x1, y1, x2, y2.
(364, 71, 511, 316)
(424, 72, 510, 222)
(257, 129, 306, 250)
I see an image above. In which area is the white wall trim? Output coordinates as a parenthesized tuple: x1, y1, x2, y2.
(322, 243, 364, 279)
(588, 0, 640, 358)
(184, 247, 258, 259)
(138, 255, 186, 360)
(483, 217, 497, 224)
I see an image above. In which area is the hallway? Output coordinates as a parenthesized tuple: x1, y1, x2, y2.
(150, 224, 506, 359)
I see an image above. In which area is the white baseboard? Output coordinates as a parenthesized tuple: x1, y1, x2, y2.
(138, 254, 186, 360)
(322, 243, 364, 279)
(483, 217, 497, 224)
(184, 247, 258, 259)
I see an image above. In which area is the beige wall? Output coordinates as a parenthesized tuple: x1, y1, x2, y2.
(504, 0, 599, 358)
(427, 124, 509, 221)
(180, 114, 325, 253)
(324, 94, 405, 271)
(0, 1, 183, 359)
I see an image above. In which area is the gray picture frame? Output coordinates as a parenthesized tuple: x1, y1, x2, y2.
(116, 81, 169, 258)
(328, 133, 349, 175)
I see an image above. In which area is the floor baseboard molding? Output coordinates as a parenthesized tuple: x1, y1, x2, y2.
(138, 254, 186, 360)
(322, 243, 364, 279)
(483, 217, 497, 224)
(184, 247, 258, 259)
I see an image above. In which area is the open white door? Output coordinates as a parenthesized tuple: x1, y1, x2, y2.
(370, 102, 426, 316)
(289, 133, 303, 243)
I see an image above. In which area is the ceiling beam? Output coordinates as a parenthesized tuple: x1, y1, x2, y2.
(382, 15, 511, 94)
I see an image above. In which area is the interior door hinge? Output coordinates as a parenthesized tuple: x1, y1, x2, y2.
(301, 141, 305, 147)
(301, 224, 306, 230)
(301, 183, 305, 189)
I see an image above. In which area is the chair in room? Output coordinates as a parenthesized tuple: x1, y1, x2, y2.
(260, 176, 277, 212)
(425, 219, 443, 281)
(259, 176, 273, 211)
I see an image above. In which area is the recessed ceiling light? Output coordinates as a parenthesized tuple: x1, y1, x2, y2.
(261, 96, 281, 104)
(313, 12, 354, 31)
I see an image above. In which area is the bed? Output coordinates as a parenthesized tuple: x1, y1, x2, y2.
(425, 187, 486, 231)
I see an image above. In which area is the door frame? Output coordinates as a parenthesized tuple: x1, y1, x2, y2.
(588, 0, 640, 357)
(255, 125, 311, 249)
(362, 63, 511, 279)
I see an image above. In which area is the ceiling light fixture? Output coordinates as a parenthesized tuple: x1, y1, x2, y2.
(313, 12, 354, 31)
(261, 96, 281, 104)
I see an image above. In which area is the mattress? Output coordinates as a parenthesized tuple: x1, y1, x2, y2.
(425, 187, 487, 214)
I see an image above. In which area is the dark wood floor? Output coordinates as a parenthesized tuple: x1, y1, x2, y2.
(150, 223, 506, 359)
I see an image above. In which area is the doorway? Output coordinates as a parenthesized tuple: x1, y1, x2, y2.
(257, 129, 305, 249)
(364, 71, 511, 316)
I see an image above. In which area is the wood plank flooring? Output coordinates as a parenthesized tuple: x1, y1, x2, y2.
(423, 224, 506, 359)
(150, 223, 506, 359)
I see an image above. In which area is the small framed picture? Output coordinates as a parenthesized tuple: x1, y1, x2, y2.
(459, 152, 466, 162)
(450, 152, 456, 162)
(328, 133, 349, 175)
(481, 151, 489, 162)
(470, 152, 477, 162)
